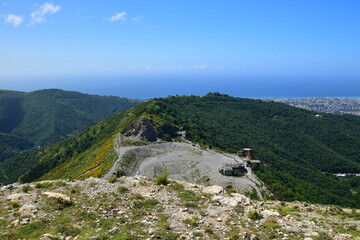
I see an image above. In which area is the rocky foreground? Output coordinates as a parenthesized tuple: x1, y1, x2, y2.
(0, 176, 359, 240)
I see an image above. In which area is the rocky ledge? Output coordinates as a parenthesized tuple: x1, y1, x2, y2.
(0, 176, 359, 240)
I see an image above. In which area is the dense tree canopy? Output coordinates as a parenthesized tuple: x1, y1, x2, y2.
(0, 89, 142, 163)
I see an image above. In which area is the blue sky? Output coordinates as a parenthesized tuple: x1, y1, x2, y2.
(1, 1, 360, 97)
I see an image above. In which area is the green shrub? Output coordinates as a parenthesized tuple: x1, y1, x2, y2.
(182, 216, 199, 227)
(264, 218, 280, 230)
(247, 210, 263, 220)
(34, 182, 53, 189)
(170, 183, 184, 191)
(54, 180, 67, 187)
(156, 172, 169, 186)
(45, 197, 72, 210)
(204, 227, 214, 234)
(130, 194, 144, 200)
(117, 186, 129, 193)
(133, 199, 159, 209)
(69, 186, 81, 195)
(8, 201, 20, 209)
(233, 204, 245, 214)
(21, 185, 32, 193)
(108, 176, 117, 183)
(161, 133, 172, 142)
(177, 190, 201, 202)
(225, 185, 237, 194)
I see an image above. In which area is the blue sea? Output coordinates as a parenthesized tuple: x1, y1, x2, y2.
(3, 75, 360, 99)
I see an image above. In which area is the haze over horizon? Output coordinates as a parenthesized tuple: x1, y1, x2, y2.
(1, 0, 359, 98)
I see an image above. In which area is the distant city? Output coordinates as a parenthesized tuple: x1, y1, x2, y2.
(266, 97, 360, 116)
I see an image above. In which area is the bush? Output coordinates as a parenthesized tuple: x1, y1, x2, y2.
(108, 176, 117, 183)
(177, 190, 201, 202)
(133, 199, 159, 209)
(117, 186, 129, 193)
(156, 172, 169, 186)
(45, 197, 72, 210)
(21, 185, 32, 193)
(34, 182, 53, 189)
(182, 216, 199, 227)
(225, 185, 237, 194)
(204, 227, 214, 234)
(170, 183, 184, 191)
(69, 185, 81, 195)
(247, 210, 263, 220)
(8, 201, 20, 209)
(233, 204, 245, 214)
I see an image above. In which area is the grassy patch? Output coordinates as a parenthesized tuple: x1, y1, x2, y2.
(43, 197, 72, 211)
(108, 176, 117, 183)
(233, 204, 245, 214)
(247, 210, 263, 220)
(133, 199, 159, 209)
(21, 185, 32, 193)
(182, 216, 199, 227)
(156, 172, 170, 186)
(170, 183, 185, 191)
(34, 181, 54, 189)
(117, 186, 130, 193)
(177, 190, 201, 202)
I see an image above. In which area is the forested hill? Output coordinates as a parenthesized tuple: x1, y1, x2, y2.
(0, 89, 142, 161)
(148, 93, 360, 207)
(1, 93, 360, 208)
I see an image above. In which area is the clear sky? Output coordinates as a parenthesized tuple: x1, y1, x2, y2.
(1, 1, 360, 98)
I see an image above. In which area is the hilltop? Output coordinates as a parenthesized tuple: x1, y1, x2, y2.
(1, 93, 360, 208)
(1, 176, 359, 240)
(0, 89, 142, 162)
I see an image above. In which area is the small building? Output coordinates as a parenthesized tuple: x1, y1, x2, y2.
(245, 159, 261, 167)
(241, 148, 254, 160)
(220, 163, 247, 176)
(222, 166, 234, 176)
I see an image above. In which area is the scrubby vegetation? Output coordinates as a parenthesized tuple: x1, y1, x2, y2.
(0, 177, 359, 240)
(156, 172, 170, 186)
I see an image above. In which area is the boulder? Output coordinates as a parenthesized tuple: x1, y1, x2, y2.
(19, 204, 37, 213)
(261, 209, 281, 218)
(202, 185, 223, 195)
(40, 234, 59, 240)
(231, 193, 252, 205)
(43, 192, 71, 202)
(212, 196, 238, 207)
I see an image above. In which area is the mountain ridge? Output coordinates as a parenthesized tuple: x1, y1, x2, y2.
(1, 93, 360, 208)
(0, 88, 143, 162)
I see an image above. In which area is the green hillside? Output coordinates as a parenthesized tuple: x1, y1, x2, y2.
(0, 133, 34, 162)
(1, 93, 360, 208)
(0, 89, 142, 162)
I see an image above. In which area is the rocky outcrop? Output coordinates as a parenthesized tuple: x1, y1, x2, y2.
(120, 117, 178, 142)
(43, 192, 71, 202)
(0, 177, 358, 240)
